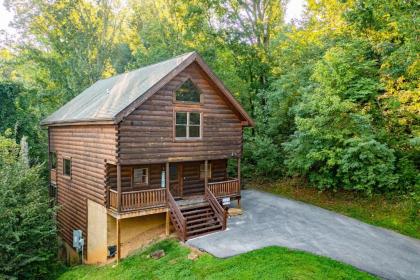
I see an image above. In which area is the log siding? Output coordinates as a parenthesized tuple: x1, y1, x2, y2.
(49, 125, 117, 247)
(118, 63, 243, 165)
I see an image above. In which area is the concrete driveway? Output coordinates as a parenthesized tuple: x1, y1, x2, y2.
(187, 190, 420, 280)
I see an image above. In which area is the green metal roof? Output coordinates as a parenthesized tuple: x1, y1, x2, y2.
(41, 52, 195, 125)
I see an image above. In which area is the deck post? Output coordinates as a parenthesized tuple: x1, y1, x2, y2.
(237, 158, 241, 208)
(237, 158, 241, 188)
(165, 210, 170, 236)
(117, 163, 122, 212)
(204, 160, 208, 195)
(165, 162, 170, 194)
(116, 218, 121, 263)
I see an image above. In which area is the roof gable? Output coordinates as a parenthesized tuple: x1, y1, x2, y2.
(41, 52, 254, 127)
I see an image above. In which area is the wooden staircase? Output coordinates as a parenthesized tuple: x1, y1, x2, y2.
(167, 190, 227, 241)
(180, 202, 223, 239)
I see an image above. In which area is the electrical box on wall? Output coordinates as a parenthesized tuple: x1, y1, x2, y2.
(73, 229, 84, 252)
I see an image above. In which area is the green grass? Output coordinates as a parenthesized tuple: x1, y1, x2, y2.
(249, 178, 420, 239)
(58, 239, 376, 280)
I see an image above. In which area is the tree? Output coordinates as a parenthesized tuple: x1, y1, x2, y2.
(0, 135, 58, 279)
(283, 41, 398, 193)
(5, 0, 124, 103)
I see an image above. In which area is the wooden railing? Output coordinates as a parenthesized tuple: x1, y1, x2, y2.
(208, 178, 240, 198)
(108, 188, 166, 212)
(205, 187, 227, 230)
(167, 190, 187, 241)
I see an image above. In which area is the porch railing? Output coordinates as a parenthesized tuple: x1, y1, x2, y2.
(167, 190, 187, 241)
(205, 187, 227, 230)
(108, 188, 166, 212)
(208, 178, 240, 198)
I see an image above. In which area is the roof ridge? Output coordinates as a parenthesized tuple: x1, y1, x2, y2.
(96, 51, 196, 84)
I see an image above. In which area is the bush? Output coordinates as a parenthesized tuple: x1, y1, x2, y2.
(243, 135, 283, 178)
(0, 136, 58, 279)
(337, 138, 397, 194)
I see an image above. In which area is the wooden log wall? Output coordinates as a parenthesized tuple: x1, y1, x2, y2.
(107, 164, 164, 191)
(182, 160, 227, 196)
(49, 125, 117, 248)
(106, 160, 227, 197)
(118, 62, 243, 165)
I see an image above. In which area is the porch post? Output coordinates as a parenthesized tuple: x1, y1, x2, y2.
(165, 162, 170, 194)
(116, 218, 121, 263)
(237, 158, 241, 187)
(204, 160, 208, 195)
(117, 163, 121, 212)
(165, 210, 170, 236)
(237, 158, 241, 208)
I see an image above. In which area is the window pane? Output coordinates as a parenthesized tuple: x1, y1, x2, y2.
(50, 152, 57, 169)
(176, 125, 187, 137)
(175, 79, 200, 102)
(63, 159, 71, 176)
(169, 164, 178, 181)
(176, 112, 187, 124)
(189, 112, 200, 125)
(189, 125, 200, 138)
(133, 168, 148, 184)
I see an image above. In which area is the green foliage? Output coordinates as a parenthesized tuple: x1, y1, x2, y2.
(1, 0, 417, 200)
(337, 138, 397, 193)
(243, 135, 283, 178)
(283, 42, 395, 193)
(0, 81, 47, 163)
(0, 136, 58, 279)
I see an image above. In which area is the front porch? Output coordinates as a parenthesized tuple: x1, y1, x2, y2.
(107, 178, 240, 213)
(105, 159, 241, 214)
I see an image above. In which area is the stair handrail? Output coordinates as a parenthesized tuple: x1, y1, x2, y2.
(205, 187, 227, 230)
(166, 190, 187, 241)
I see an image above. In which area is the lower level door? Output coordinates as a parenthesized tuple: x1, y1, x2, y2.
(169, 163, 183, 197)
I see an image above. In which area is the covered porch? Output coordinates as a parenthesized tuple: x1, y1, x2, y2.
(106, 158, 241, 213)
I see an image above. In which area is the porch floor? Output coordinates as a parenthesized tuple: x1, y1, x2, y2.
(175, 196, 206, 207)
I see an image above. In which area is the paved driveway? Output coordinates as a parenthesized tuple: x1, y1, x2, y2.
(187, 190, 420, 280)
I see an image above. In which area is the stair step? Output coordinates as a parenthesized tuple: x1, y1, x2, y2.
(187, 220, 221, 230)
(187, 216, 217, 225)
(188, 224, 223, 237)
(182, 208, 212, 216)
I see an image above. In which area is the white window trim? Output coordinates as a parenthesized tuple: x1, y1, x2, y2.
(175, 112, 202, 140)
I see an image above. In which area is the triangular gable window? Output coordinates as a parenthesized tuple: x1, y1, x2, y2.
(175, 79, 201, 103)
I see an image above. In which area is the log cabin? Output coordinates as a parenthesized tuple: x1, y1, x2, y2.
(41, 52, 254, 264)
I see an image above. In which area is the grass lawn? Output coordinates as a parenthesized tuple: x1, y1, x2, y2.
(248, 178, 420, 239)
(58, 239, 376, 280)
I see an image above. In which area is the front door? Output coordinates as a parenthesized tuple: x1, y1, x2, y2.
(169, 163, 183, 197)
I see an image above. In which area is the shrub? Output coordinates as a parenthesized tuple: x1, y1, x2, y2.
(0, 136, 58, 279)
(243, 135, 283, 178)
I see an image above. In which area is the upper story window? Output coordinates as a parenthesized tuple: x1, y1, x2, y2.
(50, 152, 57, 169)
(63, 158, 71, 178)
(132, 167, 148, 185)
(176, 112, 201, 139)
(175, 79, 201, 103)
